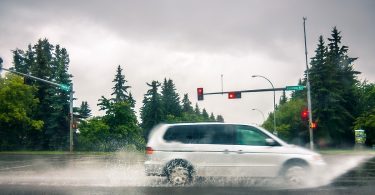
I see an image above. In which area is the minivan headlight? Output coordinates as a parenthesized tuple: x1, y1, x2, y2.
(312, 154, 323, 162)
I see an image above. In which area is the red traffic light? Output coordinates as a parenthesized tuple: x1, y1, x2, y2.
(301, 108, 308, 120)
(228, 91, 241, 99)
(197, 88, 204, 101)
(310, 122, 317, 129)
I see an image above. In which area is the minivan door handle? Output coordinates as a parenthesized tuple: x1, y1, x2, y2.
(237, 150, 243, 154)
(223, 149, 229, 154)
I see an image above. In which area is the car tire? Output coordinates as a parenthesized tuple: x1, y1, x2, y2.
(283, 164, 308, 186)
(166, 161, 192, 186)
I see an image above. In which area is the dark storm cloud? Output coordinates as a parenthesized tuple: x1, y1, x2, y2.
(1, 0, 374, 61)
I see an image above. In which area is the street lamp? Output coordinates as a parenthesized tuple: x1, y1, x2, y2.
(252, 75, 277, 135)
(251, 108, 265, 123)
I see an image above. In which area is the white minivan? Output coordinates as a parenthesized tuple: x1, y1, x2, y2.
(145, 123, 325, 185)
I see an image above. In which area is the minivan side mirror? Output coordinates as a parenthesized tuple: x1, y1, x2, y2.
(265, 138, 277, 146)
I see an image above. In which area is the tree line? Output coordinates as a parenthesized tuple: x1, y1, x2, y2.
(0, 41, 223, 151)
(262, 27, 375, 148)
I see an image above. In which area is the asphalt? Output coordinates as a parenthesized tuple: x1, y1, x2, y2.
(0, 152, 374, 195)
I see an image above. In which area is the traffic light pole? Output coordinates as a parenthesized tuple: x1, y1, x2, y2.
(69, 84, 74, 152)
(0, 66, 74, 152)
(303, 17, 314, 150)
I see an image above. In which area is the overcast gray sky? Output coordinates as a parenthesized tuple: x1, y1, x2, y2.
(1, 0, 374, 125)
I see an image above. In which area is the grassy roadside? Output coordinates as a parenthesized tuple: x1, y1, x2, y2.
(318, 148, 375, 155)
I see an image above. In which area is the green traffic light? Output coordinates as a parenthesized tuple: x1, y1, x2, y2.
(59, 84, 71, 92)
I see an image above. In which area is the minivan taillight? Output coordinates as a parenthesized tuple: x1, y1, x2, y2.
(146, 147, 153, 155)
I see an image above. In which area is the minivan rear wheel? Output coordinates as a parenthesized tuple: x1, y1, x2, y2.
(168, 165, 191, 185)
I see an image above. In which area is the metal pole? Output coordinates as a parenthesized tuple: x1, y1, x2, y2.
(251, 108, 265, 122)
(303, 17, 314, 150)
(252, 75, 277, 135)
(1, 68, 62, 88)
(221, 74, 224, 95)
(69, 83, 74, 152)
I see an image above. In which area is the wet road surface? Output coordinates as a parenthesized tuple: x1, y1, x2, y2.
(0, 152, 374, 194)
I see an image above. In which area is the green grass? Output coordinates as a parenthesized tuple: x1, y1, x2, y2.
(318, 148, 375, 155)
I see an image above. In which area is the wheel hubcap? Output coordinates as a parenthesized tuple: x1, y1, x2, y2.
(285, 166, 306, 185)
(170, 166, 189, 185)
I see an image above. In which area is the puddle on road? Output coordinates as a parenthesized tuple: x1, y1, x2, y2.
(0, 152, 372, 189)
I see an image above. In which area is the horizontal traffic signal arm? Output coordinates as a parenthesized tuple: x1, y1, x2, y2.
(203, 87, 287, 96)
(0, 67, 71, 92)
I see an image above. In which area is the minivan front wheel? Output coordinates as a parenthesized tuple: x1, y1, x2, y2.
(283, 165, 307, 186)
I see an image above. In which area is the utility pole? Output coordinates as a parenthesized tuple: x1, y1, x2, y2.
(221, 74, 224, 95)
(69, 83, 74, 152)
(0, 65, 74, 152)
(303, 17, 314, 150)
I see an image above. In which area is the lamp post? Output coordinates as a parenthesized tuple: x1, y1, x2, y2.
(252, 75, 276, 135)
(251, 108, 265, 123)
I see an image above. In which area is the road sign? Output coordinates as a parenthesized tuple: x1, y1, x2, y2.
(286, 85, 305, 91)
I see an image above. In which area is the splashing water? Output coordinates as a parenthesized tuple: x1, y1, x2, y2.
(0, 152, 372, 189)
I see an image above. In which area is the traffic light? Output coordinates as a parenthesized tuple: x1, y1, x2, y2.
(59, 84, 71, 92)
(228, 91, 241, 99)
(310, 121, 317, 129)
(197, 88, 204, 101)
(301, 108, 308, 120)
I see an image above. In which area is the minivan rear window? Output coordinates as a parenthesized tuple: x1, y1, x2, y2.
(163, 124, 234, 145)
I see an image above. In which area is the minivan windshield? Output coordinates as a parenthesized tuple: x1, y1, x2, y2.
(235, 125, 269, 146)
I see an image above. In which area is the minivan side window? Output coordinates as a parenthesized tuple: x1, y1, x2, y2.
(207, 125, 234, 145)
(163, 125, 235, 145)
(235, 125, 269, 146)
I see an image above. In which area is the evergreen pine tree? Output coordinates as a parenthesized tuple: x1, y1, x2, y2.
(209, 113, 216, 121)
(128, 92, 136, 108)
(181, 94, 194, 113)
(46, 45, 72, 149)
(111, 65, 131, 103)
(216, 115, 224, 122)
(141, 81, 164, 139)
(279, 91, 287, 106)
(161, 78, 182, 118)
(96, 66, 142, 150)
(194, 103, 201, 115)
(326, 27, 359, 145)
(78, 101, 92, 119)
(308, 28, 360, 146)
(12, 39, 72, 150)
(202, 108, 209, 120)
